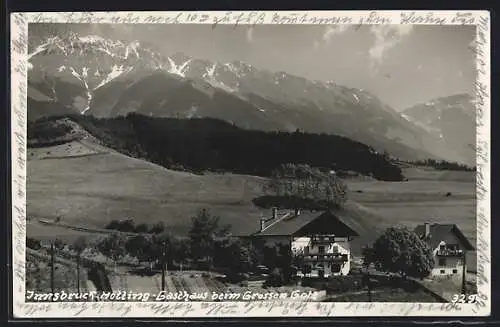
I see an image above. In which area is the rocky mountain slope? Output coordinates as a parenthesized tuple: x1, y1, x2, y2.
(402, 94, 476, 166)
(27, 33, 469, 164)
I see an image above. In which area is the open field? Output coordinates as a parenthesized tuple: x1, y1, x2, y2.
(27, 145, 477, 269)
(348, 166, 476, 270)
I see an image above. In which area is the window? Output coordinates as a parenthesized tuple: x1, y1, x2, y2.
(332, 246, 339, 253)
(438, 258, 446, 266)
(440, 270, 446, 274)
(318, 246, 325, 254)
(452, 269, 458, 274)
(304, 246, 309, 255)
(439, 244, 446, 250)
(331, 263, 341, 273)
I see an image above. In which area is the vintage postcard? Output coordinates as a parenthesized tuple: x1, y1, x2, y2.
(11, 10, 491, 318)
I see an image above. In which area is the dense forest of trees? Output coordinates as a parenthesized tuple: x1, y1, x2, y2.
(410, 159, 476, 172)
(28, 113, 405, 181)
(261, 163, 348, 210)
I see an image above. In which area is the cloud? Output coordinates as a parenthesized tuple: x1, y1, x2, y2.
(322, 25, 350, 43)
(313, 25, 351, 50)
(246, 27, 254, 43)
(368, 25, 413, 72)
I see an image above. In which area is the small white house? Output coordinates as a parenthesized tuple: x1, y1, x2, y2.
(248, 208, 359, 278)
(414, 223, 475, 278)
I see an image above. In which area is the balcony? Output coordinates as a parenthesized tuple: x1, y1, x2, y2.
(303, 253, 348, 262)
(436, 249, 464, 257)
(310, 235, 335, 244)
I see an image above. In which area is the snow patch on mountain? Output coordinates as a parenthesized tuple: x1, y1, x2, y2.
(401, 113, 433, 133)
(128, 41, 140, 59)
(69, 67, 92, 114)
(352, 94, 360, 104)
(167, 57, 192, 77)
(29, 43, 49, 60)
(79, 35, 106, 43)
(203, 63, 238, 93)
(93, 65, 133, 90)
(224, 63, 240, 76)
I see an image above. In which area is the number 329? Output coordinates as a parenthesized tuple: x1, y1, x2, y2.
(451, 294, 477, 303)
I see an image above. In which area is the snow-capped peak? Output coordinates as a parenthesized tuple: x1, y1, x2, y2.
(167, 57, 192, 77)
(205, 63, 217, 79)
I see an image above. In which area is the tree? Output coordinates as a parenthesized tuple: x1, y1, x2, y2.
(266, 163, 348, 210)
(265, 268, 285, 287)
(171, 237, 190, 269)
(26, 237, 41, 250)
(118, 219, 136, 232)
(97, 233, 127, 270)
(105, 220, 121, 230)
(134, 223, 149, 233)
(149, 221, 165, 234)
(152, 232, 177, 269)
(70, 236, 87, 293)
(217, 239, 257, 275)
(125, 234, 154, 263)
(71, 236, 87, 255)
(188, 209, 230, 269)
(363, 227, 434, 279)
(291, 248, 305, 277)
(53, 237, 66, 251)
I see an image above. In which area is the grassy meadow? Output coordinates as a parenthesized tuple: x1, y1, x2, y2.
(26, 142, 477, 269)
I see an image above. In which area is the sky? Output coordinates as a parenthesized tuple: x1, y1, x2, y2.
(31, 23, 476, 110)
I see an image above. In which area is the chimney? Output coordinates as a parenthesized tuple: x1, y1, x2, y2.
(424, 223, 430, 238)
(260, 218, 266, 232)
(272, 207, 278, 220)
(295, 208, 301, 216)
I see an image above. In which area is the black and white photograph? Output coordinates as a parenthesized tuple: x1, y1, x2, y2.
(11, 11, 491, 318)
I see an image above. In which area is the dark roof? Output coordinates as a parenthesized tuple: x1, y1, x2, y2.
(250, 209, 360, 237)
(414, 224, 475, 251)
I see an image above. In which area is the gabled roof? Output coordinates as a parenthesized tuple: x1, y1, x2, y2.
(414, 223, 475, 251)
(250, 209, 360, 237)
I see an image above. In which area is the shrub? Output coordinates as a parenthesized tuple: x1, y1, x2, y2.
(264, 268, 285, 287)
(149, 222, 165, 234)
(26, 237, 42, 250)
(134, 223, 149, 233)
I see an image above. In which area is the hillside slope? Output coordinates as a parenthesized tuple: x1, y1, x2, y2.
(28, 115, 405, 181)
(27, 33, 459, 163)
(26, 138, 390, 254)
(403, 93, 476, 166)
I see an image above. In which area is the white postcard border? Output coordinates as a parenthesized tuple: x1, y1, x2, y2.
(10, 10, 491, 318)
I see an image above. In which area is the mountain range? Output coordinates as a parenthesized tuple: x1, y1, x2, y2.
(27, 33, 476, 165)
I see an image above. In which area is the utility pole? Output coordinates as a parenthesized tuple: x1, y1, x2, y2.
(76, 252, 81, 294)
(161, 241, 166, 292)
(461, 252, 467, 295)
(363, 268, 372, 302)
(50, 242, 55, 298)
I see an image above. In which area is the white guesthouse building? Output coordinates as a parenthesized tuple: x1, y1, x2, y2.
(248, 208, 359, 278)
(414, 223, 475, 277)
